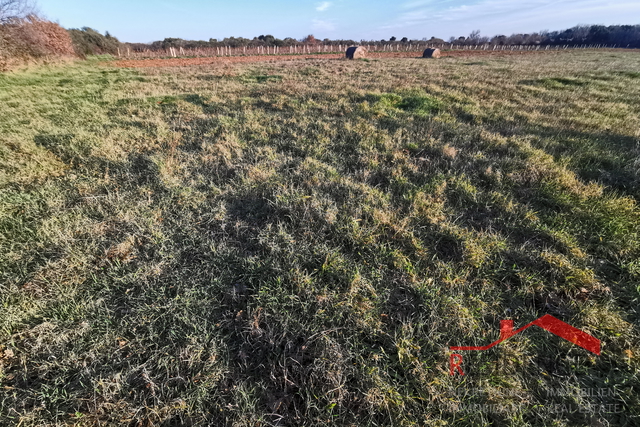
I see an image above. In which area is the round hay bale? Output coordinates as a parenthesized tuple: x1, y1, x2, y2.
(346, 46, 367, 59)
(423, 48, 441, 58)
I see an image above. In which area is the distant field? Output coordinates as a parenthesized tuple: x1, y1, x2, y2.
(1, 51, 639, 426)
(111, 48, 564, 67)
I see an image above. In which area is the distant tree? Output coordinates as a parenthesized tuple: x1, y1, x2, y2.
(468, 29, 481, 42)
(282, 37, 297, 46)
(400, 37, 408, 43)
(258, 34, 277, 45)
(608, 24, 640, 47)
(302, 34, 317, 44)
(389, 36, 396, 41)
(588, 25, 610, 43)
(491, 35, 507, 45)
(68, 27, 122, 56)
(571, 24, 590, 42)
(508, 34, 524, 44)
(160, 37, 184, 48)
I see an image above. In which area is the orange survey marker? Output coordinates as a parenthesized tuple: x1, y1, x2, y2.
(450, 314, 600, 354)
(449, 314, 600, 376)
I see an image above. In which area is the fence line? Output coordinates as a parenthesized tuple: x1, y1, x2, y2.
(118, 43, 624, 59)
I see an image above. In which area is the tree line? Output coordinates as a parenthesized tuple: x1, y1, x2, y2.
(448, 25, 640, 47)
(123, 25, 640, 53)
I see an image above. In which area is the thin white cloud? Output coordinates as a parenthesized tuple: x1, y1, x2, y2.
(383, 0, 640, 32)
(316, 2, 332, 12)
(312, 19, 336, 32)
(401, 0, 454, 10)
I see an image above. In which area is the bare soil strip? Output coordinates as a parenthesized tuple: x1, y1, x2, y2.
(113, 50, 558, 68)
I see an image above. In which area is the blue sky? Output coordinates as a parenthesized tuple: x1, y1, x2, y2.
(40, 0, 640, 43)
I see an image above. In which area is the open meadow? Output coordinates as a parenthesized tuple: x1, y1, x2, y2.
(1, 50, 640, 426)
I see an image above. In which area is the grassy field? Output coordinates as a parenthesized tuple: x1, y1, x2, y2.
(1, 51, 639, 426)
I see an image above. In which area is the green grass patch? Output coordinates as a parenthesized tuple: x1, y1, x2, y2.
(615, 70, 640, 79)
(366, 90, 442, 117)
(527, 77, 589, 88)
(239, 72, 283, 84)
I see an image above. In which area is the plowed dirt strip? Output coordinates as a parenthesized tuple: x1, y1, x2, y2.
(112, 50, 556, 68)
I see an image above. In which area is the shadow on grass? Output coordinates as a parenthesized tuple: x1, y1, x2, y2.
(484, 118, 639, 200)
(34, 133, 93, 163)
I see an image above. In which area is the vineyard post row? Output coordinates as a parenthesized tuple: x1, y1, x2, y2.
(119, 43, 627, 59)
